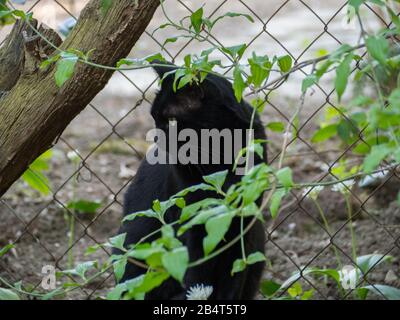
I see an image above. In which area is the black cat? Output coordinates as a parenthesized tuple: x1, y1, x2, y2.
(114, 63, 266, 300)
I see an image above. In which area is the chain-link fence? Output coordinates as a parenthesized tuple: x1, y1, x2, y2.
(0, 0, 399, 300)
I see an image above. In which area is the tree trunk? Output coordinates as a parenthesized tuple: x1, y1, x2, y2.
(0, 0, 160, 196)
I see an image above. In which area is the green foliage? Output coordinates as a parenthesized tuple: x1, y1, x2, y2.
(0, 288, 20, 300)
(67, 200, 102, 214)
(55, 53, 78, 87)
(0, 244, 14, 258)
(0, 2, 33, 26)
(203, 212, 234, 255)
(260, 253, 396, 300)
(21, 150, 52, 195)
(277, 55, 293, 73)
(4, 0, 400, 301)
(362, 285, 400, 300)
(161, 247, 189, 283)
(61, 261, 99, 281)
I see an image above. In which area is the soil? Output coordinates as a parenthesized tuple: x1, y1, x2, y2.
(0, 0, 399, 300)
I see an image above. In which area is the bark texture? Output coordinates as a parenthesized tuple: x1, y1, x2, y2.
(0, 0, 160, 196)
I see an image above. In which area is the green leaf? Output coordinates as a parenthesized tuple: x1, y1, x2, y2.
(85, 244, 101, 256)
(41, 288, 64, 301)
(108, 271, 170, 300)
(163, 37, 178, 48)
(29, 150, 52, 171)
(357, 287, 369, 300)
(160, 225, 182, 250)
(22, 169, 50, 196)
(278, 55, 293, 73)
(107, 280, 135, 300)
(233, 66, 246, 102)
(113, 258, 127, 282)
(222, 44, 247, 60)
(260, 280, 281, 297)
(270, 189, 286, 219)
(357, 254, 392, 275)
(40, 54, 61, 69)
(231, 258, 246, 275)
(180, 198, 220, 223)
(203, 212, 234, 255)
(276, 167, 293, 188)
(348, 0, 384, 12)
(203, 170, 228, 192)
(178, 205, 228, 235)
(362, 285, 400, 300)
(288, 282, 302, 298)
(211, 12, 254, 29)
(55, 53, 78, 87)
(311, 124, 338, 143)
(128, 271, 169, 299)
(108, 233, 127, 251)
(241, 171, 269, 206)
(247, 251, 266, 265)
(389, 88, 400, 110)
(353, 135, 389, 155)
(161, 247, 189, 283)
(128, 245, 165, 260)
(62, 261, 98, 281)
(335, 53, 353, 101)
(302, 74, 317, 93)
(266, 121, 285, 133)
(152, 200, 161, 212)
(366, 35, 389, 66)
(175, 183, 214, 198)
(67, 200, 102, 214)
(0, 244, 14, 258)
(337, 120, 357, 144)
(248, 53, 271, 88)
(190, 7, 204, 33)
(22, 150, 52, 195)
(301, 289, 314, 300)
(281, 268, 340, 289)
(0, 288, 20, 300)
(348, 0, 364, 12)
(123, 209, 158, 222)
(363, 144, 391, 172)
(175, 198, 186, 209)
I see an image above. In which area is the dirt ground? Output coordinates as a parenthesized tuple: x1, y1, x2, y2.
(0, 0, 399, 300)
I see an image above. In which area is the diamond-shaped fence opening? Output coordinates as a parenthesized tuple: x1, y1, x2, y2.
(0, 0, 399, 300)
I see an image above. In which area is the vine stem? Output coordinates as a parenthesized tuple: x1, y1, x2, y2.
(344, 193, 358, 263)
(311, 198, 343, 269)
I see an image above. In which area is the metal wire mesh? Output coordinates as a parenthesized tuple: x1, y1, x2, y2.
(0, 0, 399, 300)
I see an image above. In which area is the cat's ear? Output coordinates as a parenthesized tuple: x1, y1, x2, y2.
(151, 60, 176, 78)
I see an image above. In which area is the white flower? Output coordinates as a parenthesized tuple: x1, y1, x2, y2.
(302, 185, 324, 200)
(331, 180, 355, 194)
(186, 284, 213, 300)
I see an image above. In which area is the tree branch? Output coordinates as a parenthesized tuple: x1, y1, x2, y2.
(0, 0, 160, 196)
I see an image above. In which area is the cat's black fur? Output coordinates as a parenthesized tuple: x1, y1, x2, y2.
(114, 63, 266, 300)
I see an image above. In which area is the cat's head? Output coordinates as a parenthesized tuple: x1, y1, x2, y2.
(150, 62, 255, 132)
